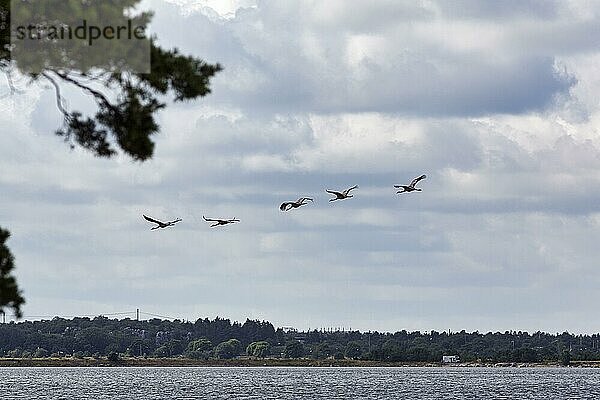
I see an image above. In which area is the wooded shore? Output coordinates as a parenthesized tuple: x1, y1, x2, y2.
(2, 357, 599, 368)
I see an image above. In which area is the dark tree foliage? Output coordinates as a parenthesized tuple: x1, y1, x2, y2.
(185, 338, 213, 359)
(48, 45, 221, 161)
(1, 317, 599, 363)
(1, 0, 222, 161)
(0, 228, 24, 318)
(344, 340, 363, 359)
(246, 341, 270, 358)
(284, 340, 304, 358)
(0, 0, 221, 315)
(214, 339, 241, 359)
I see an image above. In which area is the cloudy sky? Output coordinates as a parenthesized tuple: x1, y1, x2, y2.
(2, 0, 600, 333)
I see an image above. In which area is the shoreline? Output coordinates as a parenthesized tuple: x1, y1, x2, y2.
(1, 358, 599, 368)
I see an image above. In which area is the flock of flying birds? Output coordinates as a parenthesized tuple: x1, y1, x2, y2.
(142, 174, 427, 230)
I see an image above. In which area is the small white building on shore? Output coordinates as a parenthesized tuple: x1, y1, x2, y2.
(442, 355, 460, 363)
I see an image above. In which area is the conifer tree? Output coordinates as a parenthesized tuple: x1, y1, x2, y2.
(0, 0, 221, 316)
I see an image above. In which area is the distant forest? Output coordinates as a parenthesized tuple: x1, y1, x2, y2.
(2, 316, 600, 364)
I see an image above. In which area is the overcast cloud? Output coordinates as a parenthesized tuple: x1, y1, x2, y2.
(1, 0, 600, 333)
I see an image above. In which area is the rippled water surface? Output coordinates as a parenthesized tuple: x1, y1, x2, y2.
(2, 366, 600, 399)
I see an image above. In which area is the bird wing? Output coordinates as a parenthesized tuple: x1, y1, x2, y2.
(143, 215, 164, 224)
(169, 218, 182, 224)
(410, 174, 426, 187)
(344, 185, 358, 195)
(297, 197, 313, 203)
(326, 189, 343, 196)
(203, 216, 219, 222)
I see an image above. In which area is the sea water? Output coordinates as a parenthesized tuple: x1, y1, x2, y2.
(2, 366, 600, 399)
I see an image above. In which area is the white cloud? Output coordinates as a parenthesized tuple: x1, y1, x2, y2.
(3, 0, 600, 332)
(144, 0, 582, 116)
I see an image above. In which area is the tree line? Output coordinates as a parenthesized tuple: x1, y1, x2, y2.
(1, 316, 599, 364)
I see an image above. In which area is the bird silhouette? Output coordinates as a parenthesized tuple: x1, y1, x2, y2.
(203, 216, 240, 227)
(394, 174, 426, 194)
(143, 215, 182, 230)
(326, 185, 358, 201)
(280, 197, 313, 211)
